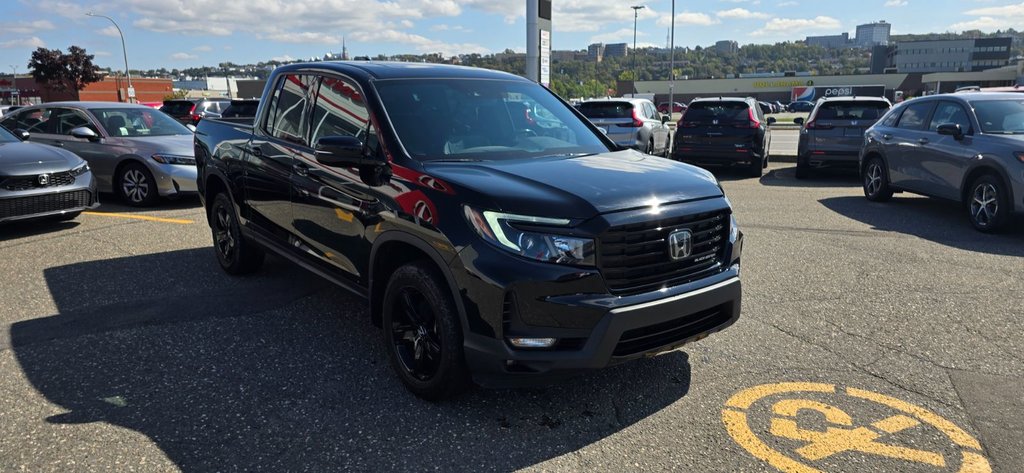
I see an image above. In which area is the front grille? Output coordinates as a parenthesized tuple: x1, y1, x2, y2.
(613, 306, 729, 357)
(0, 190, 93, 219)
(1, 171, 76, 191)
(599, 210, 730, 295)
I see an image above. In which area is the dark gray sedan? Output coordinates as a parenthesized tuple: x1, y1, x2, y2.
(0, 126, 98, 223)
(1, 102, 196, 206)
(860, 93, 1024, 232)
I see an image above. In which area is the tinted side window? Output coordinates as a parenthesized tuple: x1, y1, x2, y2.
(265, 74, 313, 145)
(310, 75, 375, 153)
(880, 108, 900, 127)
(51, 108, 96, 135)
(14, 108, 54, 134)
(928, 102, 972, 133)
(896, 102, 934, 130)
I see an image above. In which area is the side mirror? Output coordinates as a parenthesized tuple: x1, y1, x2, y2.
(70, 126, 100, 141)
(793, 117, 805, 126)
(767, 116, 777, 125)
(14, 128, 30, 141)
(660, 114, 670, 124)
(936, 123, 964, 140)
(315, 135, 378, 167)
(186, 124, 197, 132)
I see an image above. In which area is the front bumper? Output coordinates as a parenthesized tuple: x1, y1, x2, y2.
(673, 150, 761, 166)
(150, 163, 199, 197)
(0, 172, 100, 223)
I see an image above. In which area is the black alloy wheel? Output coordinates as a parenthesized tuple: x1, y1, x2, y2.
(383, 261, 468, 401)
(967, 174, 1009, 233)
(862, 158, 893, 202)
(211, 193, 264, 274)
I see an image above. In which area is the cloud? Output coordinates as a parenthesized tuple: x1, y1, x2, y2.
(193, 45, 213, 52)
(0, 36, 46, 49)
(752, 16, 841, 36)
(97, 25, 121, 37)
(656, 12, 720, 27)
(0, 20, 56, 34)
(716, 8, 771, 19)
(264, 32, 341, 44)
(777, 1, 798, 5)
(351, 28, 488, 56)
(555, 2, 660, 32)
(92, 50, 112, 56)
(884, 0, 908, 6)
(589, 28, 646, 44)
(170, 52, 198, 60)
(272, 55, 295, 62)
(951, 2, 1024, 30)
(430, 24, 471, 32)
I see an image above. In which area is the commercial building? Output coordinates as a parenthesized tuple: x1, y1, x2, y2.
(806, 33, 851, 49)
(895, 37, 1013, 73)
(587, 43, 604, 62)
(604, 43, 628, 58)
(714, 40, 738, 54)
(856, 21, 891, 47)
(1, 75, 173, 105)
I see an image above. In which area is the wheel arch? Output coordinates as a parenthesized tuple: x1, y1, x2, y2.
(368, 232, 466, 331)
(111, 156, 150, 194)
(960, 161, 1014, 207)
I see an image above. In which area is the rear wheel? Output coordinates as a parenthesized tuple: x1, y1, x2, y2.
(383, 261, 469, 401)
(967, 174, 1009, 233)
(211, 192, 264, 275)
(862, 157, 893, 202)
(747, 156, 764, 178)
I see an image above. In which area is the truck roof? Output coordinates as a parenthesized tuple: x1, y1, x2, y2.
(274, 61, 530, 82)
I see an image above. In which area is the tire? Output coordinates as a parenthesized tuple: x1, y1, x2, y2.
(747, 156, 764, 178)
(382, 261, 469, 401)
(966, 174, 1009, 233)
(117, 162, 159, 207)
(663, 137, 671, 158)
(862, 157, 893, 202)
(210, 192, 264, 275)
(645, 139, 654, 155)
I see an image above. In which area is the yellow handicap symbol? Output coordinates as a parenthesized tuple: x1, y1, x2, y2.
(722, 382, 991, 473)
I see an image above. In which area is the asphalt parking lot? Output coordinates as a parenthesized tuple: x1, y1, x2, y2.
(1, 164, 1022, 472)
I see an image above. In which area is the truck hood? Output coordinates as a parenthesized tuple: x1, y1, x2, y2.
(423, 149, 723, 218)
(0, 141, 82, 175)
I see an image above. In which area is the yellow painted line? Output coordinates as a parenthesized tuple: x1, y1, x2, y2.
(846, 387, 985, 451)
(82, 211, 193, 225)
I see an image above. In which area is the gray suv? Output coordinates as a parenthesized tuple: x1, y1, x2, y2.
(796, 96, 891, 178)
(578, 98, 672, 156)
(860, 93, 1024, 232)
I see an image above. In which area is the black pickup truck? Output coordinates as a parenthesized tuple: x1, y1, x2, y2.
(194, 62, 744, 400)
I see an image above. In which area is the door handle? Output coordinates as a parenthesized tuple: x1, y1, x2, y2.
(293, 162, 309, 176)
(918, 138, 929, 145)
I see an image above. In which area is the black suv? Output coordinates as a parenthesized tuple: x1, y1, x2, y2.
(672, 97, 774, 177)
(195, 62, 744, 400)
(161, 98, 231, 125)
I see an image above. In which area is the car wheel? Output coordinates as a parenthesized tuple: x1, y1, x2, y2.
(117, 162, 159, 207)
(645, 139, 654, 155)
(211, 192, 265, 275)
(967, 174, 1009, 233)
(383, 261, 469, 401)
(795, 160, 810, 180)
(747, 156, 764, 178)
(862, 157, 893, 202)
(663, 137, 671, 158)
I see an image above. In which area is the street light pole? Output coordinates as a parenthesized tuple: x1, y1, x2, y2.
(668, 0, 675, 120)
(631, 5, 645, 97)
(86, 12, 133, 102)
(8, 65, 17, 105)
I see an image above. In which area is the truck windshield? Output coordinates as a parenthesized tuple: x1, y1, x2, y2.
(374, 78, 609, 161)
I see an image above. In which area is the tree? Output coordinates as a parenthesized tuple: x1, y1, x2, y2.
(28, 46, 103, 94)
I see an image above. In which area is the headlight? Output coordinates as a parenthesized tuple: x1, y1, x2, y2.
(463, 206, 595, 266)
(69, 161, 90, 176)
(151, 153, 196, 165)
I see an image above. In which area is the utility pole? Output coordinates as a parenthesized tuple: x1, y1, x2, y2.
(8, 65, 17, 105)
(668, 0, 675, 121)
(631, 5, 645, 97)
(87, 12, 134, 102)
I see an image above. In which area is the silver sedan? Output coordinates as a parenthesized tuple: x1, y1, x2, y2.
(0, 102, 197, 206)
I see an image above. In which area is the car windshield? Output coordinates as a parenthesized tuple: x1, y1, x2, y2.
(0, 125, 17, 143)
(578, 102, 633, 119)
(815, 101, 890, 120)
(684, 102, 749, 123)
(971, 99, 1024, 134)
(92, 108, 192, 137)
(375, 78, 608, 162)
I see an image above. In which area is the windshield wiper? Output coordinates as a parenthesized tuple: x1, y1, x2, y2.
(537, 152, 597, 159)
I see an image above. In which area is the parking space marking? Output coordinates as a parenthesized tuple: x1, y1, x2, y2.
(82, 211, 194, 225)
(722, 382, 991, 473)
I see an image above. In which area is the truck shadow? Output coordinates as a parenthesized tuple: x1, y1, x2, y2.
(819, 195, 1024, 256)
(759, 166, 861, 188)
(0, 219, 81, 241)
(10, 248, 691, 471)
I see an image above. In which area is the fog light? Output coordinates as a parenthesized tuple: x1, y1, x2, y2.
(508, 337, 557, 348)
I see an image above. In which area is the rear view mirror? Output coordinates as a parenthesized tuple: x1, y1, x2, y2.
(936, 123, 964, 140)
(70, 126, 100, 141)
(315, 135, 379, 167)
(14, 128, 30, 141)
(767, 117, 777, 125)
(793, 117, 805, 126)
(660, 115, 670, 124)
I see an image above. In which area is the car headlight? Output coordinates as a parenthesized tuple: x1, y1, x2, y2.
(151, 153, 196, 165)
(69, 161, 90, 176)
(463, 206, 595, 266)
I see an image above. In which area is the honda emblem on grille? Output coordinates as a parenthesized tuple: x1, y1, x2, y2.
(37, 174, 50, 186)
(667, 229, 693, 261)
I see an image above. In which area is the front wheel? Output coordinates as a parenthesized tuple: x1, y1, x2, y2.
(862, 158, 893, 202)
(117, 162, 159, 207)
(210, 193, 264, 275)
(383, 261, 469, 401)
(967, 174, 1009, 233)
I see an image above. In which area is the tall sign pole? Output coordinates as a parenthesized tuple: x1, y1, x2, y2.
(526, 0, 552, 87)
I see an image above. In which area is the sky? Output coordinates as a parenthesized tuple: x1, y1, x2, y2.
(0, 0, 1022, 72)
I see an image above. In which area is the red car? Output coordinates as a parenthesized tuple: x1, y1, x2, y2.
(658, 102, 686, 114)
